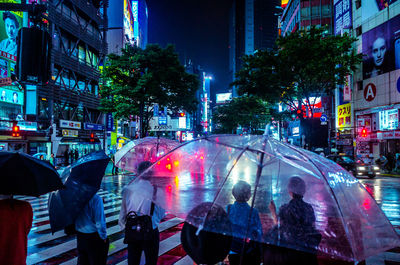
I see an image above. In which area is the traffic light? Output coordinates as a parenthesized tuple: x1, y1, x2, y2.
(12, 123, 20, 137)
(179, 112, 185, 117)
(295, 109, 303, 119)
(90, 133, 95, 142)
(360, 127, 368, 137)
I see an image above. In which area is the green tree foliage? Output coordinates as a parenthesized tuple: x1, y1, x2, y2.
(233, 27, 362, 117)
(212, 96, 272, 134)
(100, 44, 199, 136)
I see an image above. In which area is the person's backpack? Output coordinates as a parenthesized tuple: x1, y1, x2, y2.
(123, 187, 157, 243)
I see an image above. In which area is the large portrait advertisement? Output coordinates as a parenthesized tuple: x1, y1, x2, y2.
(362, 15, 400, 79)
(0, 5, 22, 60)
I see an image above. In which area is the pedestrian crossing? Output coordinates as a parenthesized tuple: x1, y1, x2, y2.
(18, 187, 400, 265)
(20, 190, 192, 265)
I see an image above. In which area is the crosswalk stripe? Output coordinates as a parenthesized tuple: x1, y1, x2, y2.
(22, 188, 400, 265)
(59, 217, 184, 265)
(29, 200, 122, 234)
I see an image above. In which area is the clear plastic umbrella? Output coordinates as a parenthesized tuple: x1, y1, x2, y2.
(114, 137, 180, 173)
(126, 135, 400, 263)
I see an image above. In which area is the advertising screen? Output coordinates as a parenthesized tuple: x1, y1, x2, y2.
(123, 0, 134, 44)
(216, 92, 232, 103)
(379, 109, 398, 130)
(132, 1, 139, 44)
(362, 14, 400, 79)
(334, 0, 352, 35)
(0, 86, 23, 105)
(363, 0, 398, 22)
(0, 3, 22, 60)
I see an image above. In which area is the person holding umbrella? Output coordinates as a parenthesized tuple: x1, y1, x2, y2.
(75, 193, 108, 265)
(0, 151, 63, 265)
(0, 194, 33, 265)
(119, 161, 166, 265)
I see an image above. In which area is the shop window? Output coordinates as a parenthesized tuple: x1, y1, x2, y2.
(357, 80, 363, 91)
(78, 45, 85, 63)
(38, 99, 49, 119)
(356, 26, 362, 37)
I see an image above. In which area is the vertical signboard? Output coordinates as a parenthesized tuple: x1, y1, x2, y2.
(334, 0, 352, 35)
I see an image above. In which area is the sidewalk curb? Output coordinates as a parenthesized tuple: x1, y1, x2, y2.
(380, 173, 400, 178)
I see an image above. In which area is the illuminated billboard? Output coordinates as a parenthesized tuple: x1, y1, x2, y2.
(123, 0, 135, 44)
(334, 0, 352, 35)
(0, 3, 22, 60)
(362, 14, 400, 79)
(216, 92, 232, 103)
(132, 0, 139, 45)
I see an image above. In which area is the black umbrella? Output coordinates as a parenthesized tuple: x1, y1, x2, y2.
(0, 151, 63, 196)
(48, 151, 110, 233)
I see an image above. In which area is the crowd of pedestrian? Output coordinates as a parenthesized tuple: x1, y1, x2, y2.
(0, 157, 323, 265)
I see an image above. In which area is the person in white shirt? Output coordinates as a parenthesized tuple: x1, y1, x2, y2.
(119, 161, 165, 265)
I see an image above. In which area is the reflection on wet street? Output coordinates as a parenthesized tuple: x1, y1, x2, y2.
(359, 176, 400, 228)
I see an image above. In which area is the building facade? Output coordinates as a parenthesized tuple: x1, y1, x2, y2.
(280, 0, 333, 36)
(352, 1, 400, 162)
(229, 0, 279, 95)
(0, 0, 108, 166)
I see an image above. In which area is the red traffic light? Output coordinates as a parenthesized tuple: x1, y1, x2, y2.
(90, 133, 95, 142)
(12, 125, 20, 137)
(179, 112, 185, 117)
(361, 128, 367, 137)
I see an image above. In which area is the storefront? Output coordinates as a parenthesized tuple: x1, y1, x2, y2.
(356, 105, 400, 162)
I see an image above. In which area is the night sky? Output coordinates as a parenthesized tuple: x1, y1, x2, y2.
(146, 0, 233, 97)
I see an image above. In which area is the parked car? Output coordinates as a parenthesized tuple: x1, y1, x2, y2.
(327, 155, 380, 178)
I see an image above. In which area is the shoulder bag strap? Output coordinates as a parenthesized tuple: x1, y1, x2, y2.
(150, 186, 157, 216)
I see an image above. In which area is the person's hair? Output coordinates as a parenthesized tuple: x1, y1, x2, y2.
(2, 11, 19, 29)
(137, 160, 152, 176)
(232, 180, 251, 202)
(288, 176, 306, 197)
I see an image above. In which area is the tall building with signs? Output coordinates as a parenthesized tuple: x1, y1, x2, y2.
(0, 4, 25, 152)
(0, 0, 108, 166)
(352, 1, 400, 161)
(107, 0, 148, 147)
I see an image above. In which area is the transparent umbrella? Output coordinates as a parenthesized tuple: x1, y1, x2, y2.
(114, 137, 180, 173)
(126, 135, 400, 263)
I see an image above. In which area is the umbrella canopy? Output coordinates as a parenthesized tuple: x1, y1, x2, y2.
(115, 137, 180, 173)
(127, 135, 400, 263)
(48, 151, 110, 233)
(0, 151, 63, 196)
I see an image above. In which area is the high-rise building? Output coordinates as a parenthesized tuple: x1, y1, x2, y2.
(352, 1, 400, 161)
(107, 0, 148, 54)
(279, 0, 333, 37)
(0, 1, 108, 163)
(229, 0, 279, 96)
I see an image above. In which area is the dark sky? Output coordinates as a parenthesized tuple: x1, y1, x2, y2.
(146, 0, 232, 96)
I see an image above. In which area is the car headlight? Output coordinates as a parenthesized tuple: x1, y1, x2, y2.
(357, 166, 366, 171)
(373, 166, 380, 170)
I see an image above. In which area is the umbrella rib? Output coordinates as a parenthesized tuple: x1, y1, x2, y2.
(280, 141, 357, 261)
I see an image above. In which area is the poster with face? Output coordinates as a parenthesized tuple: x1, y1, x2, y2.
(0, 4, 22, 59)
(362, 15, 400, 79)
